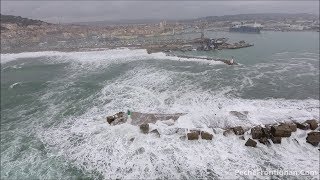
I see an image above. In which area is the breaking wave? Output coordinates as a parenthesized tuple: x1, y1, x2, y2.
(1, 48, 319, 179)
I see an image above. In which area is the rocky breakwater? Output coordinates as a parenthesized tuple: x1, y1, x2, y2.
(218, 40, 253, 50)
(146, 44, 186, 54)
(106, 111, 185, 126)
(106, 111, 215, 141)
(222, 119, 319, 148)
(167, 54, 238, 66)
(106, 111, 320, 149)
(145, 38, 253, 54)
(244, 120, 319, 147)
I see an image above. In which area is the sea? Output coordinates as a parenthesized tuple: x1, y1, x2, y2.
(1, 31, 319, 179)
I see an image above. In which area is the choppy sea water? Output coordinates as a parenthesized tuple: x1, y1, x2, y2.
(1, 31, 319, 179)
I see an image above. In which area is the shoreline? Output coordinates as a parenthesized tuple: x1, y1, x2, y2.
(1, 30, 319, 54)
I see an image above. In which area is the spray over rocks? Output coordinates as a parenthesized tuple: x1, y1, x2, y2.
(106, 111, 320, 148)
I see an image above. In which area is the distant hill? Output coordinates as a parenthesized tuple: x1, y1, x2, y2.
(71, 13, 318, 26)
(1, 14, 50, 26)
(194, 13, 318, 22)
(71, 19, 169, 26)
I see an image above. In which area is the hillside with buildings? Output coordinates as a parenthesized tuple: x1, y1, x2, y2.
(1, 13, 319, 53)
(1, 14, 49, 27)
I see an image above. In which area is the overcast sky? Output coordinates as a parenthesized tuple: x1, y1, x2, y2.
(1, 1, 319, 23)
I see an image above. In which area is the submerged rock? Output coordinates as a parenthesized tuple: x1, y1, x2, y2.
(245, 138, 257, 147)
(179, 135, 187, 141)
(306, 131, 320, 146)
(251, 126, 263, 139)
(161, 119, 175, 126)
(229, 111, 248, 120)
(223, 129, 235, 136)
(232, 126, 245, 135)
(271, 136, 282, 144)
(295, 122, 310, 130)
(134, 147, 145, 155)
(239, 136, 245, 140)
(161, 127, 179, 135)
(262, 126, 272, 138)
(176, 128, 188, 135)
(259, 137, 271, 146)
(201, 131, 213, 140)
(140, 123, 149, 134)
(150, 129, 160, 137)
(305, 119, 318, 130)
(130, 112, 185, 126)
(286, 123, 297, 132)
(116, 112, 125, 117)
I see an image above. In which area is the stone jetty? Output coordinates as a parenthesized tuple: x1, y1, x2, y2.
(146, 38, 253, 54)
(106, 111, 186, 126)
(167, 54, 238, 65)
(106, 112, 320, 148)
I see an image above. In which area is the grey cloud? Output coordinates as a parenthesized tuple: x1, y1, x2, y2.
(1, 1, 319, 23)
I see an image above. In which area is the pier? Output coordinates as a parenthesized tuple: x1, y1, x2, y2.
(166, 54, 238, 65)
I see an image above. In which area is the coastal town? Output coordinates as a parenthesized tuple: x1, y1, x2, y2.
(1, 13, 319, 53)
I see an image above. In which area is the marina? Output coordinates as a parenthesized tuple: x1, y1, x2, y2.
(229, 22, 263, 33)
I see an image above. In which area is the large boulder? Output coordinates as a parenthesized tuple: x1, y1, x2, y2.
(116, 112, 125, 117)
(130, 112, 185, 126)
(251, 126, 263, 139)
(232, 126, 245, 135)
(106, 111, 186, 126)
(187, 131, 200, 140)
(107, 112, 126, 125)
(271, 136, 281, 144)
(306, 131, 320, 146)
(111, 118, 126, 126)
(271, 124, 292, 137)
(106, 116, 115, 124)
(305, 119, 318, 130)
(201, 131, 213, 140)
(245, 138, 257, 147)
(223, 129, 235, 136)
(295, 122, 310, 130)
(140, 123, 149, 134)
(262, 126, 272, 138)
(287, 123, 297, 132)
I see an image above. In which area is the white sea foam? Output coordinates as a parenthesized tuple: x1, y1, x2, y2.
(6, 49, 319, 179)
(38, 96, 319, 179)
(1, 49, 224, 66)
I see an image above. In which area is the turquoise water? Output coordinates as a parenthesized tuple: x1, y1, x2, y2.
(1, 31, 319, 179)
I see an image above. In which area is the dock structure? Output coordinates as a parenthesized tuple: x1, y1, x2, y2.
(167, 54, 238, 65)
(146, 36, 253, 54)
